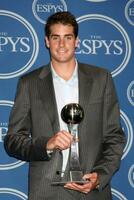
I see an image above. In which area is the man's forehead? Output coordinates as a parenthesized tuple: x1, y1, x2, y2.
(50, 23, 73, 31)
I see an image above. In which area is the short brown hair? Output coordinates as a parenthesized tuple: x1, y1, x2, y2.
(45, 11, 78, 38)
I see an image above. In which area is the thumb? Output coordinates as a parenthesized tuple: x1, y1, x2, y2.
(83, 172, 98, 181)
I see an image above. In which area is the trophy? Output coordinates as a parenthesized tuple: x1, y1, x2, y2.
(52, 103, 88, 185)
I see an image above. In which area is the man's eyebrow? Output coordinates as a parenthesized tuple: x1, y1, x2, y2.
(50, 34, 74, 37)
(64, 34, 74, 37)
(50, 34, 59, 37)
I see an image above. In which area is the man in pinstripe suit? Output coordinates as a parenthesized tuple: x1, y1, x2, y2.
(4, 12, 125, 200)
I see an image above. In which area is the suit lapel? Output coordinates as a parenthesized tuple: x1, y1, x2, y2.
(38, 65, 60, 134)
(78, 64, 93, 128)
(78, 64, 93, 163)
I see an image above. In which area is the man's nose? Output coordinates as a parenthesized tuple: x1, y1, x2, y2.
(59, 38, 65, 47)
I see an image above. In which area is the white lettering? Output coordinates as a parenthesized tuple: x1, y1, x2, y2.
(0, 37, 8, 51)
(129, 8, 134, 16)
(131, 89, 134, 97)
(133, 172, 134, 180)
(76, 39, 123, 55)
(0, 127, 8, 142)
(113, 40, 123, 55)
(101, 40, 113, 55)
(20, 38, 30, 52)
(92, 40, 102, 54)
(8, 37, 20, 52)
(36, 4, 63, 13)
(0, 37, 30, 52)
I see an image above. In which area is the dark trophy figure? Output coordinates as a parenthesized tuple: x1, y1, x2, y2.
(53, 103, 87, 185)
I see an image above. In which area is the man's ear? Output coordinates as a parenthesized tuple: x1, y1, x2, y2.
(45, 36, 50, 48)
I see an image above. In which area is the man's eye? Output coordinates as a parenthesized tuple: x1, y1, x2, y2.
(66, 36, 72, 40)
(52, 36, 59, 40)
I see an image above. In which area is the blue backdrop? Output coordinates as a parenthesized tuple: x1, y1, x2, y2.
(0, 0, 134, 199)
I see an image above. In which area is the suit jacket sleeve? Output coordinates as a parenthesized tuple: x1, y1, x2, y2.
(92, 71, 126, 190)
(4, 77, 50, 161)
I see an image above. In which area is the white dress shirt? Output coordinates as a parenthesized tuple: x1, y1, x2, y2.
(51, 61, 79, 176)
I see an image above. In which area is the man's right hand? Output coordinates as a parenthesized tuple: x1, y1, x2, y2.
(46, 131, 73, 151)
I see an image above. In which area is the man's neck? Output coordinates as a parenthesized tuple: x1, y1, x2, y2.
(51, 59, 76, 81)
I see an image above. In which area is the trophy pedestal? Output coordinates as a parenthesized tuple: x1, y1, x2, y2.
(69, 170, 83, 182)
(52, 103, 87, 186)
(52, 170, 88, 185)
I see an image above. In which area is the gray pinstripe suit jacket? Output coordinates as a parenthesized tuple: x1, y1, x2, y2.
(4, 62, 125, 200)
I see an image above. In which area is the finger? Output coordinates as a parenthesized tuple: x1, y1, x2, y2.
(64, 183, 83, 191)
(66, 182, 91, 190)
(47, 131, 72, 150)
(89, 173, 98, 184)
(55, 135, 72, 149)
(61, 131, 73, 141)
(64, 182, 91, 193)
(83, 172, 98, 181)
(83, 173, 91, 180)
(57, 131, 72, 141)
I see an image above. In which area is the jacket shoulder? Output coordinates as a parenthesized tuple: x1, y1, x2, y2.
(20, 65, 49, 81)
(78, 62, 111, 79)
(79, 62, 109, 73)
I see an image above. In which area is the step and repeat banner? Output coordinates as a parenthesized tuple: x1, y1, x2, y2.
(0, 0, 134, 199)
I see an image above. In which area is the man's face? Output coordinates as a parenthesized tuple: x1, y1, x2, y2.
(45, 23, 79, 64)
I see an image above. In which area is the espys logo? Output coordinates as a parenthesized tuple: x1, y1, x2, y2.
(128, 164, 134, 188)
(120, 110, 133, 160)
(0, 188, 27, 200)
(0, 100, 25, 170)
(32, 0, 67, 24)
(125, 0, 134, 26)
(76, 14, 131, 77)
(127, 80, 134, 106)
(112, 188, 127, 200)
(0, 10, 39, 79)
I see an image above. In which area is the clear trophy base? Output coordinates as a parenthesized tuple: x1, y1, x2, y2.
(53, 104, 86, 186)
(52, 170, 88, 185)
